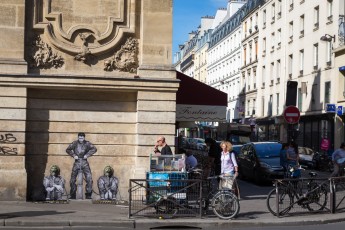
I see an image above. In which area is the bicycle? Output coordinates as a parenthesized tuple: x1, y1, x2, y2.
(266, 165, 328, 216)
(212, 175, 240, 219)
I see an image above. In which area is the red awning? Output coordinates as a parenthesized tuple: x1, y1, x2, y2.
(176, 71, 227, 122)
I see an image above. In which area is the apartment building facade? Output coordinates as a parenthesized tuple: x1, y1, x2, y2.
(240, 0, 264, 125)
(256, 0, 342, 153)
(174, 0, 345, 151)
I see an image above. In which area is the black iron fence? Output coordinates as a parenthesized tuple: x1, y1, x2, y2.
(331, 177, 345, 213)
(268, 176, 345, 217)
(128, 179, 203, 218)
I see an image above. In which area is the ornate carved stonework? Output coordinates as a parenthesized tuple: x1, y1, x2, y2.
(33, 0, 136, 56)
(104, 37, 138, 73)
(74, 33, 93, 63)
(31, 36, 64, 69)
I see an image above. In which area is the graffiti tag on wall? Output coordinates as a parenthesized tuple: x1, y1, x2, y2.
(0, 133, 18, 155)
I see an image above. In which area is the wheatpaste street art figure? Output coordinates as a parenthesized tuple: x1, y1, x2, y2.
(43, 165, 65, 200)
(66, 132, 97, 199)
(97, 166, 119, 200)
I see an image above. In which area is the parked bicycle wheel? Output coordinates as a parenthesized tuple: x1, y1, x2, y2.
(266, 187, 292, 216)
(211, 191, 239, 219)
(305, 182, 328, 211)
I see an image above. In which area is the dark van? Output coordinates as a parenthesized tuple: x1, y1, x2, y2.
(237, 142, 284, 184)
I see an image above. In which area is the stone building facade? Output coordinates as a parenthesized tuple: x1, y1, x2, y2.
(0, 0, 176, 201)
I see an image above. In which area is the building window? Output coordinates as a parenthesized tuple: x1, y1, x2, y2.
(255, 40, 258, 60)
(271, 32, 275, 50)
(270, 62, 274, 83)
(276, 93, 280, 115)
(277, 60, 281, 82)
(298, 88, 302, 110)
(277, 28, 281, 47)
(313, 43, 318, 69)
(288, 54, 293, 78)
(244, 21, 248, 37)
(272, 3, 275, 22)
(289, 21, 293, 42)
(247, 100, 250, 116)
(289, 0, 294, 10)
(314, 6, 319, 29)
(327, 0, 333, 19)
(278, 0, 282, 18)
(299, 49, 304, 74)
(262, 97, 265, 116)
(268, 95, 273, 116)
(262, 66, 266, 87)
(244, 47, 247, 66)
(326, 41, 332, 64)
(263, 10, 267, 28)
(325, 81, 331, 104)
(253, 99, 256, 115)
(300, 15, 304, 37)
(263, 37, 266, 55)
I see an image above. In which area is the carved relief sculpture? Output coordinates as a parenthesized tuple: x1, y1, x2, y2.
(33, 0, 136, 60)
(74, 33, 93, 63)
(104, 37, 138, 73)
(31, 36, 64, 69)
(43, 165, 65, 200)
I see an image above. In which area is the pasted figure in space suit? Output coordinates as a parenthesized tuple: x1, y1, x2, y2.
(43, 165, 65, 200)
(97, 166, 119, 200)
(66, 132, 97, 199)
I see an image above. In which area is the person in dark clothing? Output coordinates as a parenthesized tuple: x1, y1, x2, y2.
(154, 136, 172, 155)
(205, 138, 222, 178)
(154, 136, 173, 166)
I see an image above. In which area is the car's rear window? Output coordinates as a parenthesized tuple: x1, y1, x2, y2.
(255, 143, 282, 158)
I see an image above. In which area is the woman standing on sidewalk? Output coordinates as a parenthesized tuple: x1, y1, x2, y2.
(220, 141, 238, 176)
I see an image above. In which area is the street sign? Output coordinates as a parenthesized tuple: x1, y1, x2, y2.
(337, 106, 343, 116)
(283, 106, 300, 124)
(326, 103, 336, 113)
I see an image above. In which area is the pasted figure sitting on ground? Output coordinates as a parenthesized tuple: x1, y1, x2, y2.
(43, 165, 65, 200)
(97, 166, 119, 200)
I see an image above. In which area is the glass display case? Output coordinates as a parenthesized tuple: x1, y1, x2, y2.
(149, 154, 185, 172)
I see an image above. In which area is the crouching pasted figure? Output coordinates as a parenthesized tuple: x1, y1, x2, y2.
(43, 165, 65, 200)
(97, 166, 118, 200)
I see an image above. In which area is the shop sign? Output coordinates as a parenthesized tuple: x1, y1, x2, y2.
(320, 138, 330, 151)
(326, 103, 336, 113)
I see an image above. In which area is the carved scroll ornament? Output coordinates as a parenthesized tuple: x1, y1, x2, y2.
(33, 0, 136, 57)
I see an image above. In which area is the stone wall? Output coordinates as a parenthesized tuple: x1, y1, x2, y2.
(0, 0, 176, 200)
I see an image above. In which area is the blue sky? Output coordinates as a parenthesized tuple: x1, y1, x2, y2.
(173, 0, 225, 55)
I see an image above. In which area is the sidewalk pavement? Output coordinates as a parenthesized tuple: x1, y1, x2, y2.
(0, 196, 344, 229)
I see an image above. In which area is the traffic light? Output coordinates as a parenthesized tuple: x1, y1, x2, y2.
(286, 81, 298, 106)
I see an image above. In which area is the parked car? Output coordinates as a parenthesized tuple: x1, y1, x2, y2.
(237, 142, 284, 184)
(190, 138, 207, 151)
(298, 147, 317, 169)
(182, 137, 193, 149)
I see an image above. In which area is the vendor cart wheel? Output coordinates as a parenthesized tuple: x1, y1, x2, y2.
(155, 198, 178, 215)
